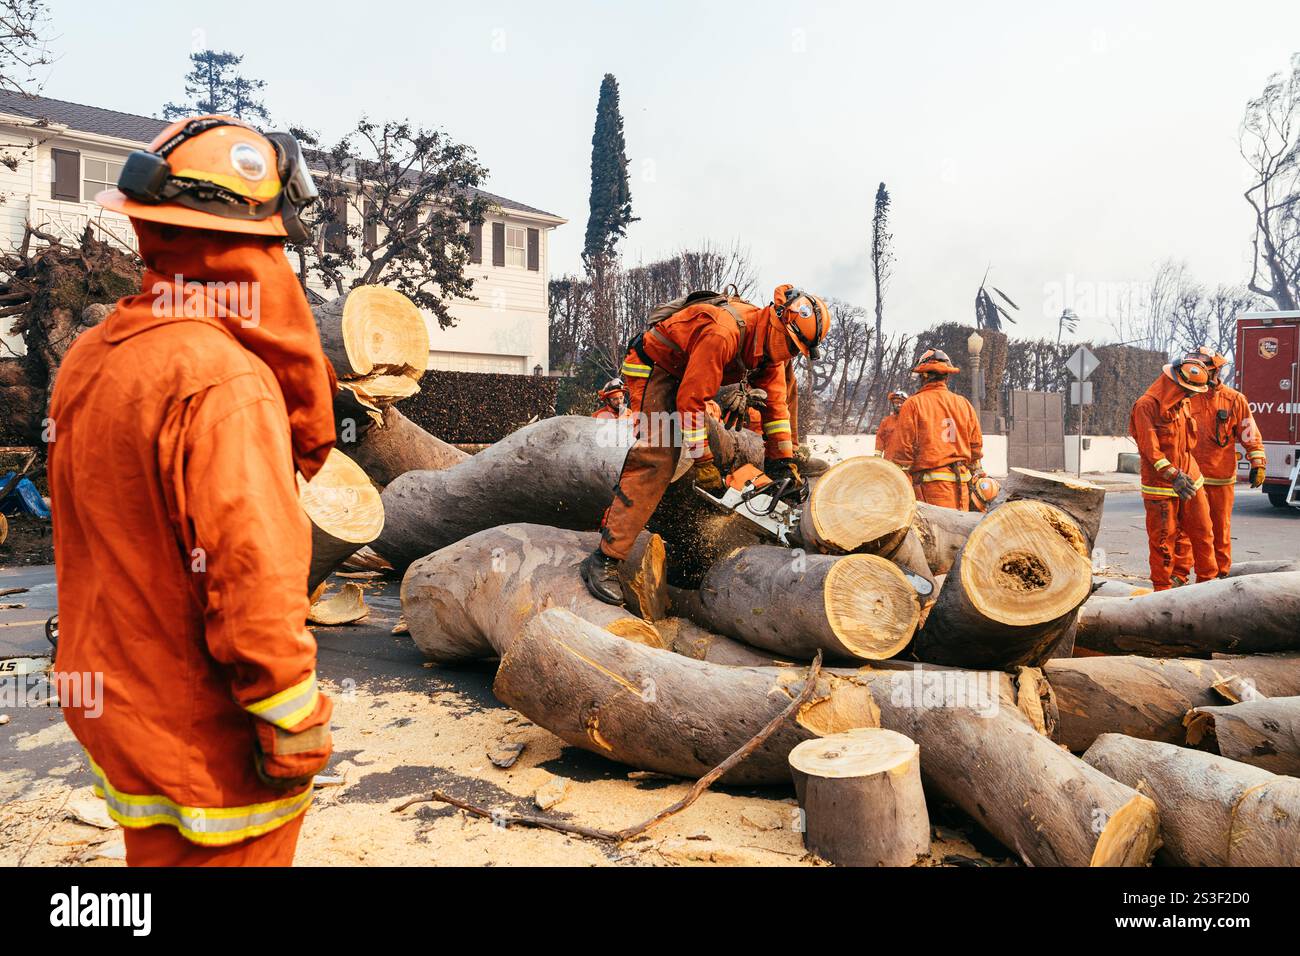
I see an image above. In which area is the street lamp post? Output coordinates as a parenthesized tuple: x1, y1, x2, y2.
(967, 330, 984, 419)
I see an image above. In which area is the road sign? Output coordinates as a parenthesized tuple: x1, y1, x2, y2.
(1069, 381, 1094, 405)
(1066, 345, 1099, 381)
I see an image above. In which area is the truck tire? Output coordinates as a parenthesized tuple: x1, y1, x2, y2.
(1269, 489, 1290, 509)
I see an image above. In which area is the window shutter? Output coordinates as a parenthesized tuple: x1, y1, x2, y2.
(469, 223, 483, 264)
(51, 148, 80, 201)
(527, 228, 539, 271)
(325, 196, 348, 252)
(363, 199, 377, 250)
(491, 222, 506, 267)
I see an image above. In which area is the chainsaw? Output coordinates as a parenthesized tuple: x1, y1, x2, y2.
(694, 463, 933, 598)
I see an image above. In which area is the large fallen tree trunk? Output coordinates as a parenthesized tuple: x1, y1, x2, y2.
(656, 616, 787, 666)
(339, 403, 468, 485)
(299, 448, 385, 592)
(1075, 572, 1300, 656)
(400, 524, 662, 663)
(686, 546, 920, 661)
(911, 499, 1093, 668)
(911, 503, 981, 576)
(312, 285, 428, 380)
(1183, 696, 1300, 776)
(495, 610, 1160, 866)
(1083, 733, 1300, 866)
(1043, 653, 1300, 752)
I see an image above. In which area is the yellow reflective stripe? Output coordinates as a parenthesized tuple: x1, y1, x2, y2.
(1247, 450, 1267, 461)
(620, 362, 651, 379)
(917, 467, 972, 483)
(1203, 476, 1237, 486)
(1141, 484, 1179, 496)
(1153, 458, 1172, 472)
(86, 755, 311, 847)
(245, 672, 318, 731)
(762, 419, 791, 435)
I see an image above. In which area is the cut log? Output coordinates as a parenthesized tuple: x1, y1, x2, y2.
(339, 404, 468, 486)
(911, 502, 981, 576)
(691, 546, 920, 661)
(1183, 696, 1300, 776)
(800, 456, 915, 556)
(307, 582, 369, 625)
(400, 524, 661, 664)
(1043, 653, 1300, 752)
(1083, 733, 1300, 866)
(1228, 557, 1300, 576)
(494, 607, 881, 786)
(912, 498, 1093, 668)
(619, 532, 668, 622)
(789, 728, 929, 867)
(496, 610, 1159, 865)
(1089, 578, 1151, 598)
(299, 448, 385, 592)
(1075, 572, 1300, 657)
(1001, 468, 1105, 548)
(657, 616, 787, 666)
(312, 286, 428, 379)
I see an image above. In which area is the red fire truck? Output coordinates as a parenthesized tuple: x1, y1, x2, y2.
(1234, 311, 1300, 508)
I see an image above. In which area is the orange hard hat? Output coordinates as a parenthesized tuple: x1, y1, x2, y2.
(888, 390, 908, 403)
(913, 348, 960, 375)
(1163, 359, 1210, 393)
(772, 285, 830, 359)
(96, 116, 318, 242)
(1185, 346, 1227, 371)
(599, 377, 626, 400)
(972, 474, 1001, 506)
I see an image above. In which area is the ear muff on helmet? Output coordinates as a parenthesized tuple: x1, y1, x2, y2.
(1163, 360, 1210, 393)
(912, 348, 960, 375)
(266, 132, 319, 244)
(774, 286, 828, 359)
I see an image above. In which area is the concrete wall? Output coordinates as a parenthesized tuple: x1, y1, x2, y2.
(805, 433, 1009, 477)
(1064, 435, 1137, 474)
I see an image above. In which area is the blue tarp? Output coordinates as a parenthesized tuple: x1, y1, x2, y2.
(0, 473, 50, 519)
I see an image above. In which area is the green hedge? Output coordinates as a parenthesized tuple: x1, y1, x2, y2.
(400, 371, 562, 444)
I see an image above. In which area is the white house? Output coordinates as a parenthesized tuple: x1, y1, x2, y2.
(0, 91, 565, 374)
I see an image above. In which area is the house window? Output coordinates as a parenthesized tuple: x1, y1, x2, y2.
(83, 158, 124, 202)
(505, 225, 527, 267)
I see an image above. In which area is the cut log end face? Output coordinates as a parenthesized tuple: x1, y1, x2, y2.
(308, 582, 370, 625)
(788, 727, 917, 779)
(823, 555, 920, 660)
(298, 448, 386, 545)
(806, 456, 915, 554)
(960, 499, 1091, 627)
(1088, 793, 1163, 868)
(341, 285, 429, 378)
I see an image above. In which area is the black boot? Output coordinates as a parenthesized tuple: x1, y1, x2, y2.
(580, 549, 624, 605)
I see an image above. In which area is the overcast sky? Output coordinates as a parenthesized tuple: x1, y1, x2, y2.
(40, 1, 1300, 341)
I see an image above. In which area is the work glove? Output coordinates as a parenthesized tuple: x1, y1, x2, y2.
(970, 460, 987, 481)
(1161, 467, 1197, 502)
(764, 458, 803, 488)
(691, 460, 724, 495)
(715, 384, 768, 430)
(253, 694, 334, 790)
(1250, 465, 1266, 489)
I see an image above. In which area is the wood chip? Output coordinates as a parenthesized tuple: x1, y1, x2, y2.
(533, 775, 570, 810)
(488, 741, 525, 769)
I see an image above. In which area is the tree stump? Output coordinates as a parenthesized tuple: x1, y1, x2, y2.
(789, 728, 929, 867)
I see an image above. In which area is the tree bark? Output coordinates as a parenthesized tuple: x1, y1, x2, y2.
(399, 524, 662, 664)
(1043, 653, 1300, 752)
(1083, 733, 1300, 866)
(657, 616, 786, 666)
(911, 499, 1093, 668)
(495, 610, 1160, 865)
(1183, 696, 1300, 776)
(1075, 572, 1300, 656)
(299, 448, 385, 592)
(911, 502, 981, 576)
(312, 285, 428, 378)
(789, 728, 930, 867)
(338, 404, 468, 486)
(690, 546, 919, 661)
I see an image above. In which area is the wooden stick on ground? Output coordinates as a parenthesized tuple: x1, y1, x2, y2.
(393, 651, 825, 845)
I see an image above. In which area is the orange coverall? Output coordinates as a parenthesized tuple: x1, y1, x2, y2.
(1128, 374, 1216, 589)
(1173, 383, 1265, 577)
(892, 380, 983, 510)
(592, 403, 631, 421)
(874, 411, 900, 462)
(49, 222, 337, 866)
(603, 302, 795, 559)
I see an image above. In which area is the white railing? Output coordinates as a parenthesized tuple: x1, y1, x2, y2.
(26, 197, 137, 250)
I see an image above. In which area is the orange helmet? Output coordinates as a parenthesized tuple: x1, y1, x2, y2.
(97, 115, 319, 242)
(1185, 346, 1227, 374)
(772, 285, 830, 359)
(888, 390, 908, 405)
(1163, 359, 1210, 393)
(913, 348, 960, 375)
(972, 474, 1001, 506)
(599, 377, 626, 401)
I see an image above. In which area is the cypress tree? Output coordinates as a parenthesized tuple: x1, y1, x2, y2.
(582, 73, 637, 266)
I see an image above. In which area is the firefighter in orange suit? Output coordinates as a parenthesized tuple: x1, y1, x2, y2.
(874, 390, 908, 462)
(581, 285, 830, 604)
(592, 377, 631, 420)
(893, 350, 984, 510)
(1129, 358, 1218, 589)
(49, 117, 336, 866)
(1173, 348, 1267, 577)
